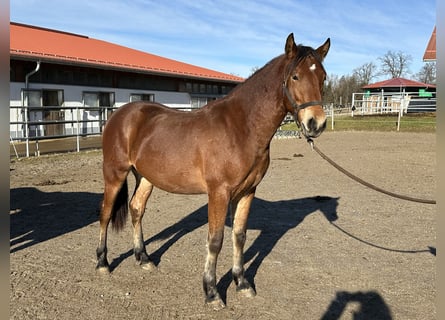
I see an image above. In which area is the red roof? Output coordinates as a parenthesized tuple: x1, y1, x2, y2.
(362, 77, 436, 89)
(423, 26, 436, 61)
(10, 22, 244, 83)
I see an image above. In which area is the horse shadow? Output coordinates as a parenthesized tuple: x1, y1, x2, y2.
(10, 187, 101, 253)
(321, 290, 392, 320)
(109, 195, 340, 300)
(218, 195, 339, 300)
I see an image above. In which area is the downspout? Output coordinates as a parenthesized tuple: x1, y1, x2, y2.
(25, 60, 40, 89)
(24, 61, 41, 157)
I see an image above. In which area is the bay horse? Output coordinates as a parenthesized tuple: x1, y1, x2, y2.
(96, 33, 330, 309)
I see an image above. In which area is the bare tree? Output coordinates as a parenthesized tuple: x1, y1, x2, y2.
(415, 62, 436, 84)
(249, 66, 261, 77)
(353, 62, 378, 85)
(378, 50, 412, 78)
(323, 73, 361, 107)
(323, 74, 338, 105)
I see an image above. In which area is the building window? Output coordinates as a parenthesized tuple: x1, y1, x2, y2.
(191, 97, 207, 109)
(183, 81, 234, 95)
(83, 92, 115, 107)
(130, 93, 155, 102)
(82, 91, 115, 134)
(21, 89, 64, 137)
(42, 90, 64, 107)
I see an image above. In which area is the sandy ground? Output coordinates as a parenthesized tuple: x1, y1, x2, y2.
(10, 131, 436, 319)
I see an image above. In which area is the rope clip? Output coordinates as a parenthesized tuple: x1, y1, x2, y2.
(307, 138, 314, 151)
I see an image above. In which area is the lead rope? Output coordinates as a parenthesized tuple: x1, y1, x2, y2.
(306, 138, 436, 205)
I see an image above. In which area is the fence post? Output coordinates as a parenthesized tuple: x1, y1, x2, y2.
(23, 106, 30, 157)
(76, 106, 80, 152)
(351, 94, 355, 117)
(401, 88, 406, 116)
(380, 89, 384, 114)
(331, 104, 334, 130)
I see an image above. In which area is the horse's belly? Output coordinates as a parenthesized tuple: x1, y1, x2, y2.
(136, 162, 207, 195)
(153, 175, 207, 195)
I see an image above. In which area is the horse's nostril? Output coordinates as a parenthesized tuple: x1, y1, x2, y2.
(307, 118, 316, 131)
(305, 117, 326, 136)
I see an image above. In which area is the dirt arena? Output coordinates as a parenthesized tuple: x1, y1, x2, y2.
(10, 131, 436, 319)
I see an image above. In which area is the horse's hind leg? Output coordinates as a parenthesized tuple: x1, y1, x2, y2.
(231, 190, 256, 297)
(129, 171, 155, 270)
(96, 166, 130, 273)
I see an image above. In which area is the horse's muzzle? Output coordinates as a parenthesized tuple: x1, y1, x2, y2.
(301, 116, 327, 138)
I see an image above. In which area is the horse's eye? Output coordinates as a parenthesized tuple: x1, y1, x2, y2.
(292, 75, 299, 81)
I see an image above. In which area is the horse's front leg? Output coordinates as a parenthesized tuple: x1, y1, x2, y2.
(203, 189, 229, 310)
(129, 175, 155, 270)
(231, 190, 256, 297)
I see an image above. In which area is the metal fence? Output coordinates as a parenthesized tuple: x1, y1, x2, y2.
(9, 104, 208, 158)
(323, 105, 435, 132)
(10, 92, 436, 157)
(274, 130, 300, 139)
(10, 105, 119, 157)
(350, 91, 436, 115)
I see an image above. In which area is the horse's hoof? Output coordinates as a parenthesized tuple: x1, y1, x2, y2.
(237, 286, 256, 298)
(96, 266, 110, 275)
(140, 261, 157, 271)
(206, 297, 226, 311)
(205, 292, 226, 311)
(236, 281, 256, 298)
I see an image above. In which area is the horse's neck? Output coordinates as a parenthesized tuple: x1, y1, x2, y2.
(230, 62, 287, 146)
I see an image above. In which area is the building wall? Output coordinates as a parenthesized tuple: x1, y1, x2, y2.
(10, 82, 192, 106)
(10, 81, 193, 138)
(10, 58, 241, 139)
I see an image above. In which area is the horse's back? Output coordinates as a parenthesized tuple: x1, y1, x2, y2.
(103, 101, 187, 146)
(105, 101, 180, 128)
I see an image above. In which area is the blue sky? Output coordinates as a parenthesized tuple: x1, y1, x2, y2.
(10, 0, 436, 80)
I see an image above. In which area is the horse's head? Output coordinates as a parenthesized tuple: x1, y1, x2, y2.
(283, 33, 330, 138)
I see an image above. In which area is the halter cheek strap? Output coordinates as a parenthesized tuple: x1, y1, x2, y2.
(282, 82, 323, 112)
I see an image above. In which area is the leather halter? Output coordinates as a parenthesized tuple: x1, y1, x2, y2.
(282, 54, 324, 113)
(282, 83, 323, 112)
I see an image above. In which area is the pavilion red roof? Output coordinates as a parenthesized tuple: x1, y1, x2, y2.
(10, 22, 244, 83)
(362, 77, 436, 90)
(423, 26, 436, 61)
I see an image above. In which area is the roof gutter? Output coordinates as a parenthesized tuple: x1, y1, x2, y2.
(25, 60, 41, 89)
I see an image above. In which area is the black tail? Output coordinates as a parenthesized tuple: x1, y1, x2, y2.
(111, 179, 129, 232)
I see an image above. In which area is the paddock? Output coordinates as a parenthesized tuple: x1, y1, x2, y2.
(10, 131, 436, 319)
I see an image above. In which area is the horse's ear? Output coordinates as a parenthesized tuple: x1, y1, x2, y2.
(285, 33, 297, 58)
(316, 38, 330, 61)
